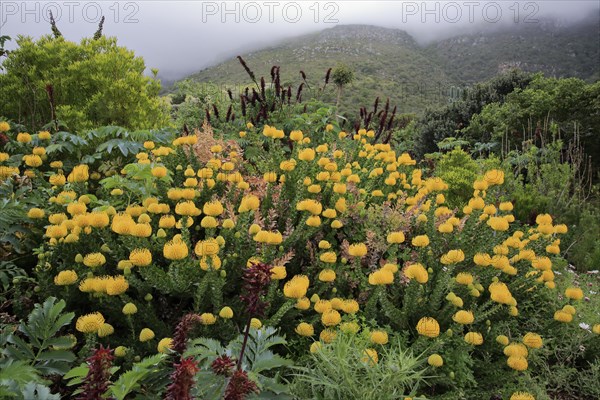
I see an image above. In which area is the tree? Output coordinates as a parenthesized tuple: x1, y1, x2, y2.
(331, 64, 354, 110)
(0, 34, 170, 133)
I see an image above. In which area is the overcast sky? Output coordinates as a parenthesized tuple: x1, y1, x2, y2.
(2, 1, 599, 79)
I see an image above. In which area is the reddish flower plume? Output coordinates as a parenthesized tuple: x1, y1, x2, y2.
(224, 370, 259, 400)
(211, 354, 236, 377)
(240, 262, 273, 317)
(172, 313, 202, 354)
(165, 357, 200, 400)
(76, 345, 114, 400)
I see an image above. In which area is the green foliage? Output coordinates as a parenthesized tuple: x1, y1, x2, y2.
(0, 35, 170, 132)
(185, 327, 294, 399)
(464, 75, 600, 172)
(290, 333, 428, 399)
(2, 297, 76, 376)
(435, 148, 480, 208)
(414, 70, 533, 157)
(108, 353, 167, 400)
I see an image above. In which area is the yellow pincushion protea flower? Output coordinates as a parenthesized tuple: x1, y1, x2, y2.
(370, 330, 388, 345)
(106, 276, 129, 295)
(361, 348, 378, 366)
(283, 275, 310, 299)
(114, 346, 127, 357)
(510, 392, 535, 400)
(464, 332, 484, 345)
(411, 235, 430, 247)
(219, 306, 234, 319)
(27, 208, 45, 219)
(321, 310, 341, 327)
(416, 317, 440, 338)
(83, 253, 106, 268)
(386, 231, 405, 244)
(163, 239, 189, 260)
(54, 270, 78, 286)
(271, 266, 287, 280)
(427, 353, 443, 367)
(507, 355, 528, 371)
(318, 269, 336, 282)
(250, 318, 262, 329)
(0, 121, 10, 132)
(368, 269, 394, 285)
(98, 323, 114, 338)
(440, 249, 465, 264)
(67, 164, 89, 182)
(76, 312, 105, 334)
(16, 132, 32, 143)
(504, 343, 528, 357)
(404, 263, 428, 284)
(341, 300, 359, 314)
(554, 310, 573, 323)
(122, 302, 138, 315)
(203, 200, 224, 216)
(452, 310, 474, 325)
(295, 322, 314, 337)
(139, 328, 155, 342)
(129, 248, 152, 267)
(200, 313, 217, 325)
(348, 243, 367, 257)
(522, 332, 543, 349)
(565, 287, 584, 300)
(157, 338, 174, 353)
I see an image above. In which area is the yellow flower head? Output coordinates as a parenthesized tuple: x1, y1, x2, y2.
(565, 287, 584, 301)
(295, 322, 314, 337)
(504, 342, 528, 358)
(452, 310, 475, 324)
(163, 239, 189, 260)
(139, 328, 155, 342)
(348, 243, 368, 257)
(219, 306, 234, 319)
(157, 338, 173, 353)
(510, 392, 535, 400)
(98, 323, 114, 338)
(54, 270, 78, 286)
(76, 312, 105, 334)
(67, 164, 90, 183)
(83, 253, 106, 268)
(404, 263, 428, 284)
(507, 356, 528, 371)
(427, 353, 444, 367)
(522, 332, 543, 349)
(416, 317, 440, 338)
(129, 248, 152, 267)
(412, 235, 430, 247)
(122, 303, 138, 315)
(283, 275, 310, 299)
(368, 269, 394, 285)
(370, 330, 388, 345)
(464, 332, 484, 345)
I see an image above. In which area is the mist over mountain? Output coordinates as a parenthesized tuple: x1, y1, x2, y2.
(171, 16, 598, 115)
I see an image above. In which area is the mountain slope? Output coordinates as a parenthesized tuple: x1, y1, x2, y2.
(426, 16, 600, 85)
(187, 25, 456, 115)
(182, 19, 599, 116)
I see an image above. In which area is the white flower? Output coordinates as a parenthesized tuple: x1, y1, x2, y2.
(579, 322, 590, 331)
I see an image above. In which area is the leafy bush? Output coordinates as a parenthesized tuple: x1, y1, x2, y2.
(291, 332, 427, 399)
(0, 35, 170, 133)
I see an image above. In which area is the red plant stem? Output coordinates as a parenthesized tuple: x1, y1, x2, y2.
(237, 317, 252, 371)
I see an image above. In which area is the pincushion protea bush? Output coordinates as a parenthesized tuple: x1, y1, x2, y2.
(0, 117, 598, 399)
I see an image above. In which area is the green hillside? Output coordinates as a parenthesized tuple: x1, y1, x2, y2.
(181, 19, 599, 116)
(426, 16, 600, 85)
(186, 25, 456, 116)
